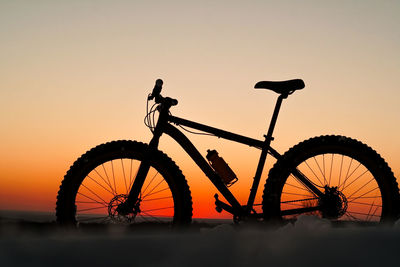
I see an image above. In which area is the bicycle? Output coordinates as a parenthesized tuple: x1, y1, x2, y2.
(56, 79, 400, 227)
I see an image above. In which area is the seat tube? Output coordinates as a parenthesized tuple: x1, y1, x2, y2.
(246, 94, 286, 210)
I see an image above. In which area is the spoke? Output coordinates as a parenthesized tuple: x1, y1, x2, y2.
(340, 161, 362, 190)
(322, 154, 326, 184)
(341, 168, 369, 192)
(281, 202, 307, 207)
(93, 168, 116, 196)
(121, 159, 128, 194)
(348, 162, 362, 180)
(347, 177, 375, 199)
(143, 187, 170, 198)
(142, 171, 160, 196)
(347, 200, 382, 207)
(142, 178, 165, 199)
(338, 155, 344, 187)
(78, 215, 110, 222)
(348, 195, 381, 200)
(80, 184, 109, 204)
(304, 160, 324, 186)
(129, 159, 133, 192)
(340, 158, 353, 189)
(76, 200, 108, 208)
(77, 191, 108, 206)
(142, 212, 173, 223)
(329, 154, 334, 186)
(347, 186, 380, 203)
(344, 212, 360, 221)
(140, 212, 164, 223)
(367, 205, 381, 221)
(101, 164, 116, 195)
(77, 206, 107, 212)
(285, 182, 311, 192)
(365, 200, 375, 221)
(111, 160, 118, 195)
(87, 174, 115, 196)
(142, 196, 173, 202)
(346, 210, 380, 218)
(282, 191, 314, 197)
(313, 156, 327, 185)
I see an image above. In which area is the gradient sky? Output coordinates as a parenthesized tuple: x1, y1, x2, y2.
(0, 0, 399, 218)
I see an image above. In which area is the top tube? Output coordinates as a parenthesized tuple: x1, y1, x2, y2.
(168, 115, 264, 149)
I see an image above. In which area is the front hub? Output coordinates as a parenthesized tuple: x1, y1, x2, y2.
(108, 194, 140, 223)
(319, 186, 348, 219)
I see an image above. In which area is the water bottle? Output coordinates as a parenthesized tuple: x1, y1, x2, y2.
(206, 149, 238, 187)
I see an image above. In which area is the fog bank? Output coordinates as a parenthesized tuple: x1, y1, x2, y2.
(1, 215, 400, 267)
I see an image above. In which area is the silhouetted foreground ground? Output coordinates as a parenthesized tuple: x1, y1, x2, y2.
(1, 211, 400, 267)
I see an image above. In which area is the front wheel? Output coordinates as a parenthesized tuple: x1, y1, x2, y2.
(56, 140, 193, 227)
(263, 135, 400, 225)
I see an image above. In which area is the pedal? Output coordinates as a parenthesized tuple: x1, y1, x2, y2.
(214, 194, 223, 213)
(214, 194, 234, 214)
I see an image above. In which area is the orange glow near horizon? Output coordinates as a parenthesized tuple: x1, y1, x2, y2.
(1, 1, 400, 220)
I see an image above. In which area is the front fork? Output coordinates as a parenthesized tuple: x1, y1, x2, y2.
(116, 161, 151, 215)
(116, 111, 165, 215)
(116, 139, 160, 215)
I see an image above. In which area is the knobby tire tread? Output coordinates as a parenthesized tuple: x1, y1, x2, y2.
(56, 140, 193, 226)
(262, 135, 400, 224)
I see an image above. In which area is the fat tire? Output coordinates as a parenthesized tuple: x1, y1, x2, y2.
(262, 135, 400, 224)
(56, 140, 192, 226)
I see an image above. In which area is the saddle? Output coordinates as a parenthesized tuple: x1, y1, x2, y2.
(254, 79, 305, 95)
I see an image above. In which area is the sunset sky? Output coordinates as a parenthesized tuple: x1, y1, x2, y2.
(1, 0, 399, 218)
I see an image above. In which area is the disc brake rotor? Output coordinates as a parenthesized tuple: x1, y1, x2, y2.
(108, 194, 139, 223)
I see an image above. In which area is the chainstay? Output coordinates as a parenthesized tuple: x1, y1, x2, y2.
(281, 197, 318, 204)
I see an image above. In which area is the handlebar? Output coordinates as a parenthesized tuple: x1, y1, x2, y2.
(148, 79, 163, 100)
(148, 79, 178, 107)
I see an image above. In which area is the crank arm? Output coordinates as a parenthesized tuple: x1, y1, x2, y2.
(214, 194, 245, 216)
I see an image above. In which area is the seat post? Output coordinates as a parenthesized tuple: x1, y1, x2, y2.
(246, 93, 287, 210)
(265, 93, 287, 142)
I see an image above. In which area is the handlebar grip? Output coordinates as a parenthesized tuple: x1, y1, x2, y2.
(149, 79, 163, 100)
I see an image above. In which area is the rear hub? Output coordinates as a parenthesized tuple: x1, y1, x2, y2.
(319, 186, 348, 219)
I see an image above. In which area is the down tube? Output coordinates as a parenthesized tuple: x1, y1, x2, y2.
(163, 124, 244, 214)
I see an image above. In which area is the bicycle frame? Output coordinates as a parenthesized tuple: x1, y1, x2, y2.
(124, 94, 324, 219)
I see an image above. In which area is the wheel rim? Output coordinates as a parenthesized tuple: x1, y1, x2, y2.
(74, 158, 175, 226)
(280, 153, 383, 224)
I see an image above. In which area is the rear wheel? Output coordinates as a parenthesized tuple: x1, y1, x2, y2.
(56, 140, 192, 227)
(263, 136, 400, 225)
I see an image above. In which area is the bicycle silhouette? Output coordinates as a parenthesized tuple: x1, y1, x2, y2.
(56, 79, 400, 226)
